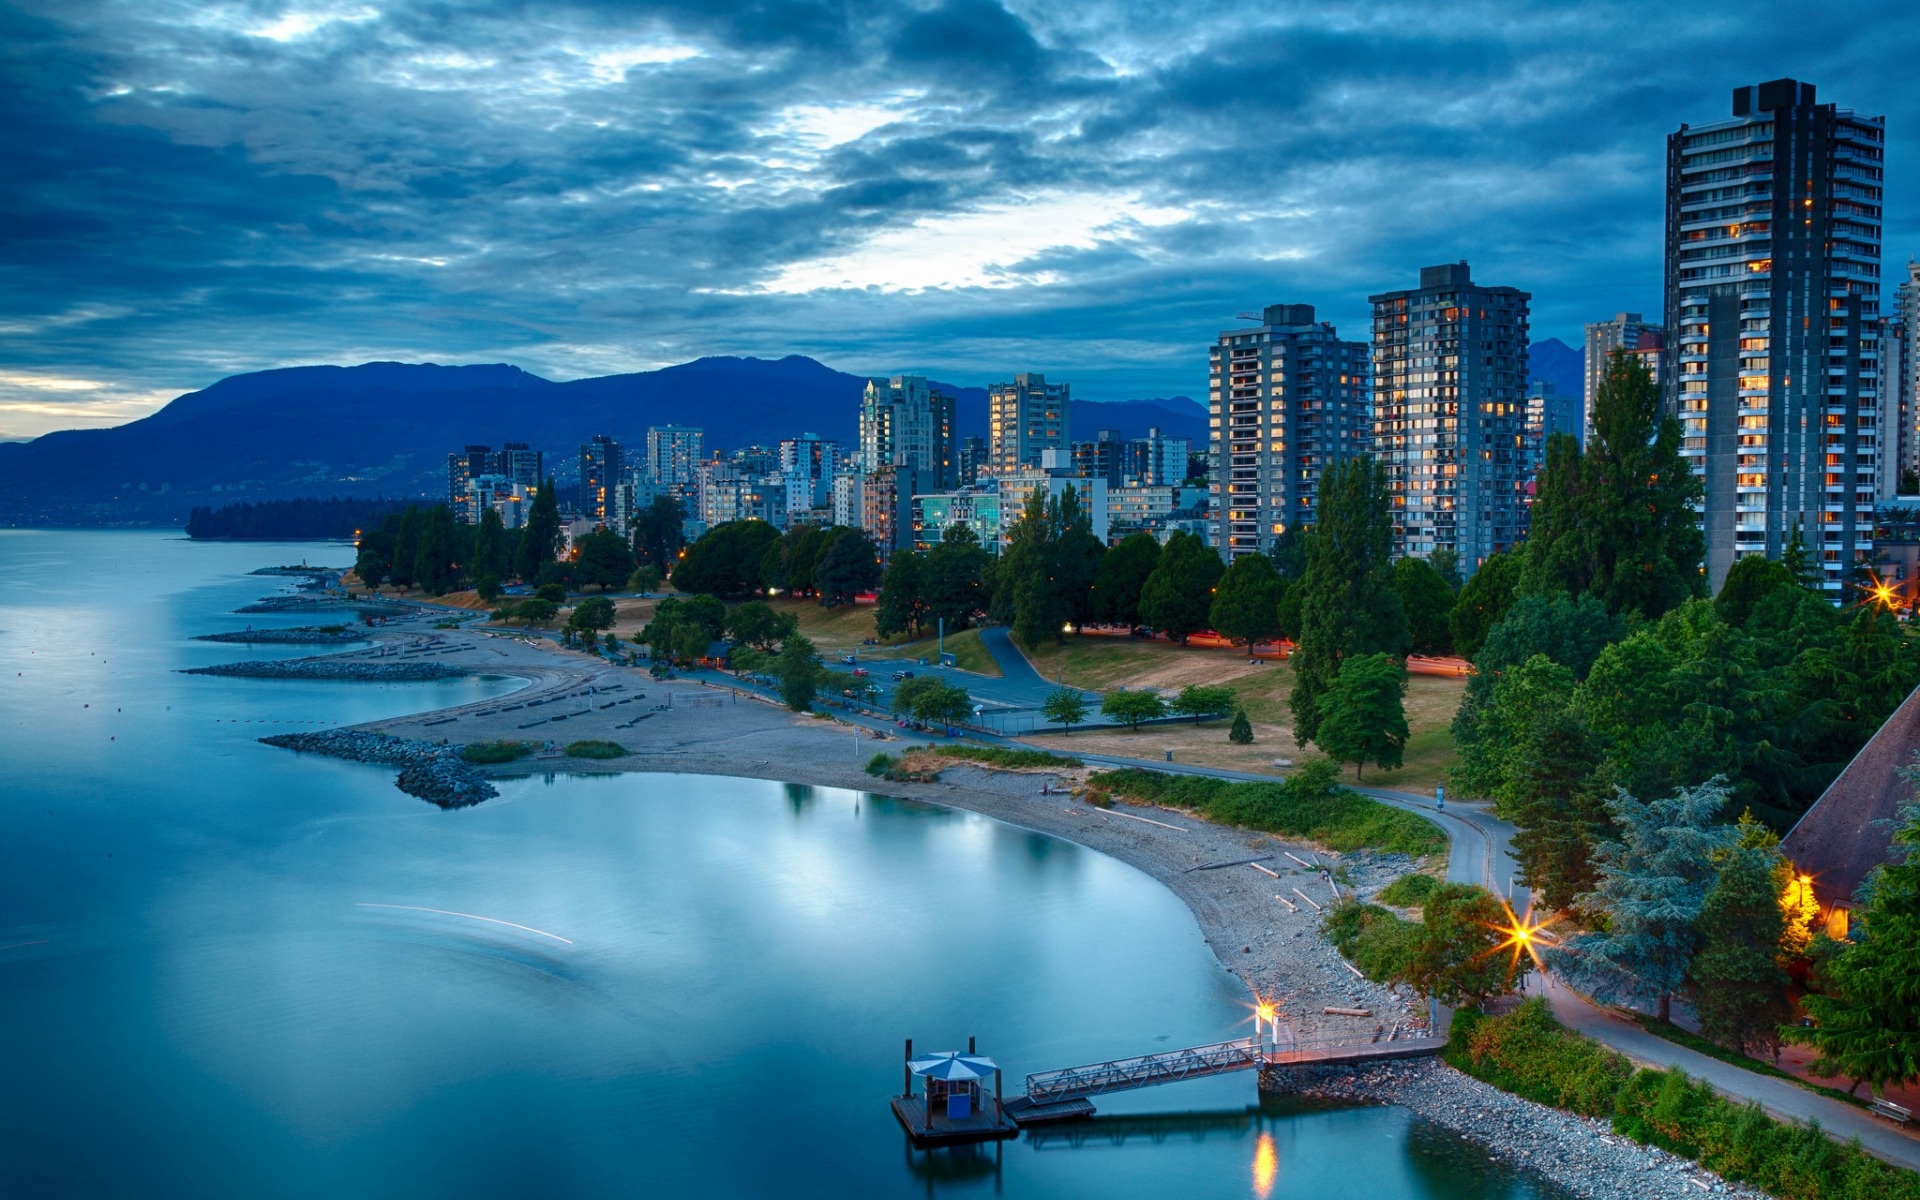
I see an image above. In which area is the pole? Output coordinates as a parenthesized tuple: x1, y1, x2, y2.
(939, 617, 945, 660)
(904, 1038, 913, 1097)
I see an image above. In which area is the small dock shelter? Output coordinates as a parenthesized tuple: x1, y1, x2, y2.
(890, 1039, 1017, 1145)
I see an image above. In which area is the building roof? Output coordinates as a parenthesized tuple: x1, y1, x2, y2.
(1781, 684, 1920, 907)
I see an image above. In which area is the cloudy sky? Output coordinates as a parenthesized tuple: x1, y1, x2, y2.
(1, 0, 1915, 439)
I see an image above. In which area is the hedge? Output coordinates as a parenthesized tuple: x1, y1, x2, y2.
(1085, 763, 1445, 857)
(1448, 1000, 1920, 1200)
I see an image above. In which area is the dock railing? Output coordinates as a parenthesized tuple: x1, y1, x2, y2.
(1023, 1029, 1432, 1105)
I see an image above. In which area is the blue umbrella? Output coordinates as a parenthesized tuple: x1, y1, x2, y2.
(908, 1052, 998, 1081)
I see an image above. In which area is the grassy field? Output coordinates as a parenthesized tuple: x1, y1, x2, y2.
(1018, 633, 1463, 793)
(776, 599, 1002, 677)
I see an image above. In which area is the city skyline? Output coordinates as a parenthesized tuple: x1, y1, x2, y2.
(2, 1, 1916, 441)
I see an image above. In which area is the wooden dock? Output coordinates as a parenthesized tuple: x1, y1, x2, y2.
(890, 1094, 1019, 1145)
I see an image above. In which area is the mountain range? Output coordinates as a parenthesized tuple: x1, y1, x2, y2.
(0, 339, 1582, 526)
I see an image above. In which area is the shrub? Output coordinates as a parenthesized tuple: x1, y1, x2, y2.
(1448, 1000, 1920, 1200)
(934, 746, 1082, 769)
(1085, 759, 1444, 857)
(536, 582, 568, 604)
(865, 752, 897, 777)
(1322, 901, 1420, 982)
(563, 740, 627, 759)
(460, 740, 533, 764)
(1378, 872, 1440, 907)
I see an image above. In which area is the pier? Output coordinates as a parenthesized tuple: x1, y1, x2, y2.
(897, 1015, 1447, 1142)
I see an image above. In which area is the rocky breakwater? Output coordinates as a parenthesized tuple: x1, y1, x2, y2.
(1260, 1058, 1767, 1199)
(260, 729, 498, 808)
(195, 626, 366, 645)
(184, 659, 467, 681)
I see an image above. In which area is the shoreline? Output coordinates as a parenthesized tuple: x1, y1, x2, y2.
(235, 591, 1763, 1197)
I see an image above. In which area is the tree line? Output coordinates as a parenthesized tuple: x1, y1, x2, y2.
(188, 496, 412, 540)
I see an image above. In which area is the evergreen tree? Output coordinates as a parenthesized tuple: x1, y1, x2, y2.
(923, 524, 990, 630)
(1049, 486, 1106, 635)
(515, 477, 563, 582)
(389, 505, 422, 590)
(1393, 555, 1457, 656)
(1583, 350, 1705, 619)
(1690, 846, 1792, 1056)
(1228, 709, 1254, 744)
(1447, 551, 1520, 659)
(1780, 520, 1821, 590)
(1138, 530, 1224, 643)
(473, 506, 508, 583)
(354, 513, 400, 589)
(1267, 526, 1308, 580)
(1520, 431, 1593, 598)
(1313, 652, 1409, 779)
(998, 488, 1056, 646)
(1786, 792, 1920, 1096)
(412, 504, 458, 595)
(1208, 553, 1284, 648)
(1090, 530, 1161, 627)
(815, 529, 881, 608)
(630, 495, 687, 574)
(1274, 577, 1303, 641)
(1428, 547, 1462, 590)
(1715, 554, 1797, 629)
(1289, 456, 1406, 745)
(875, 550, 929, 640)
(1553, 780, 1734, 1021)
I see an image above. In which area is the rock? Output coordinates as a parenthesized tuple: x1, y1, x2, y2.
(186, 659, 466, 681)
(261, 729, 496, 809)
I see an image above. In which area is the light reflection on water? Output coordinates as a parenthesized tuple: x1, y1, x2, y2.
(0, 532, 1572, 1200)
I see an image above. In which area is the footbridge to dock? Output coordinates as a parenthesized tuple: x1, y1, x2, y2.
(1006, 1027, 1447, 1124)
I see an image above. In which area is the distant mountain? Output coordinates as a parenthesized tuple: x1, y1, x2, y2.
(0, 356, 1207, 526)
(1527, 337, 1583, 398)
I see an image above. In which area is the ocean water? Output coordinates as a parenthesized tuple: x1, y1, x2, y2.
(0, 530, 1568, 1198)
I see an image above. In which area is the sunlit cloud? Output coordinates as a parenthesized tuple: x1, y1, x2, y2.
(245, 5, 379, 43)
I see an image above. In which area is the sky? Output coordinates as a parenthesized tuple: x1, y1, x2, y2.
(1, 0, 1916, 441)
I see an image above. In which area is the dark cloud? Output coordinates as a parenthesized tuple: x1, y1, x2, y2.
(0, 0, 1914, 438)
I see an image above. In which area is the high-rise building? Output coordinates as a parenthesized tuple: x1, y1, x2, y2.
(1127, 426, 1191, 486)
(578, 434, 623, 526)
(1371, 263, 1532, 569)
(996, 471, 1108, 552)
(987, 373, 1070, 476)
(447, 445, 494, 510)
(1209, 302, 1372, 560)
(497, 443, 543, 489)
(646, 425, 705, 496)
(830, 470, 864, 530)
(1524, 381, 1582, 473)
(859, 376, 955, 487)
(1665, 78, 1885, 593)
(1886, 260, 1920, 494)
(1070, 429, 1126, 487)
(1583, 314, 1665, 442)
(956, 436, 989, 487)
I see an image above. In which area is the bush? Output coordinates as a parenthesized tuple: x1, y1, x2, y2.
(1447, 1001, 1920, 1200)
(1322, 901, 1420, 982)
(862, 750, 938, 783)
(865, 752, 897, 777)
(1378, 872, 1440, 907)
(1085, 759, 1444, 857)
(535, 582, 567, 604)
(460, 740, 533, 764)
(563, 740, 628, 759)
(934, 746, 1082, 769)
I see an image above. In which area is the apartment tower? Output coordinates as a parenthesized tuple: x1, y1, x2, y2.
(1370, 262, 1532, 570)
(578, 434, 623, 526)
(1583, 313, 1665, 442)
(1666, 78, 1885, 592)
(1209, 303, 1371, 560)
(987, 373, 1070, 476)
(858, 375, 955, 488)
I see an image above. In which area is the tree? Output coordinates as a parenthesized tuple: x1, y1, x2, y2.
(904, 679, 972, 725)
(627, 564, 663, 593)
(1267, 527, 1308, 580)
(875, 550, 930, 640)
(1229, 709, 1254, 744)
(354, 514, 398, 589)
(1785, 788, 1920, 1097)
(1091, 532, 1161, 626)
(515, 477, 563, 582)
(642, 595, 726, 665)
(473, 506, 509, 583)
(1171, 684, 1236, 725)
(630, 495, 687, 574)
(726, 600, 797, 650)
(388, 505, 422, 590)
(773, 633, 822, 711)
(1715, 554, 1797, 629)
(566, 595, 616, 632)
(1407, 883, 1525, 1006)
(923, 525, 991, 630)
(673, 519, 779, 596)
(1044, 687, 1088, 734)
(998, 486, 1104, 648)
(576, 528, 635, 592)
(1690, 846, 1792, 1056)
(1274, 578, 1303, 642)
(1049, 486, 1106, 635)
(1447, 551, 1520, 659)
(1394, 556, 1456, 657)
(536, 582, 568, 605)
(1138, 531, 1224, 643)
(1209, 553, 1284, 648)
(1100, 688, 1167, 730)
(1552, 780, 1734, 1021)
(411, 503, 458, 595)
(815, 529, 881, 608)
(1313, 653, 1409, 779)
(1289, 456, 1407, 745)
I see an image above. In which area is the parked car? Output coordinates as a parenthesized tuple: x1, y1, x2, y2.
(892, 670, 914, 682)
(852, 667, 869, 677)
